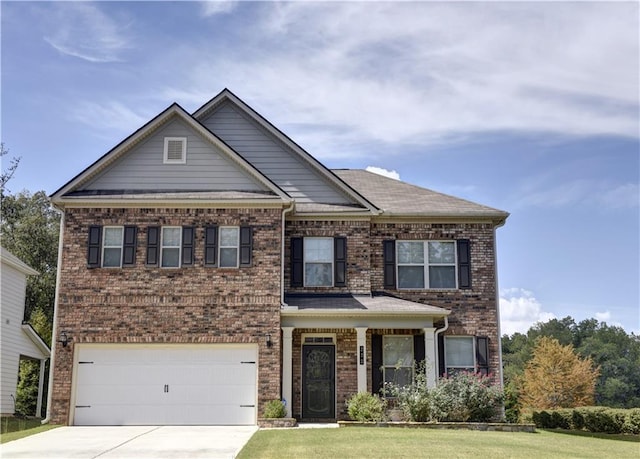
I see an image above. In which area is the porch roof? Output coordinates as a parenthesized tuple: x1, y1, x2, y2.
(281, 294, 449, 328)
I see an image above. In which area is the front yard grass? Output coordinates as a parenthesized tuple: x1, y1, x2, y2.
(0, 417, 59, 444)
(237, 427, 639, 459)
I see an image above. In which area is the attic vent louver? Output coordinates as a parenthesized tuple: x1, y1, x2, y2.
(163, 137, 187, 164)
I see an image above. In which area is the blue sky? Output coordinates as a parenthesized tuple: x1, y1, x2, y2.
(2, 1, 638, 335)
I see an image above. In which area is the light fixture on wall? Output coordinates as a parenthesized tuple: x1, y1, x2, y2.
(58, 331, 71, 348)
(266, 333, 273, 348)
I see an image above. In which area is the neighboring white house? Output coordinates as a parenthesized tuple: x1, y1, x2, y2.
(0, 247, 50, 416)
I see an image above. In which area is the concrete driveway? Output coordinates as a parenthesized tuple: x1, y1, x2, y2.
(0, 425, 258, 459)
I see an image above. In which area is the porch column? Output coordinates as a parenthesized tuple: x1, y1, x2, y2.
(355, 327, 368, 393)
(423, 328, 437, 388)
(281, 327, 294, 418)
(36, 358, 46, 417)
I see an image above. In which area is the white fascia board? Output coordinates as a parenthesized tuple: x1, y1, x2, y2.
(21, 324, 51, 357)
(53, 198, 289, 209)
(0, 247, 39, 276)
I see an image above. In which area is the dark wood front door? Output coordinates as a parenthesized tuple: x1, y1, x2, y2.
(302, 345, 335, 419)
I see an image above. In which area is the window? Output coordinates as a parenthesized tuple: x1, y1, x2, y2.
(161, 227, 181, 268)
(291, 237, 346, 287)
(219, 227, 239, 268)
(397, 241, 456, 289)
(102, 226, 124, 267)
(445, 336, 475, 374)
(88, 225, 137, 268)
(163, 137, 186, 164)
(383, 336, 414, 392)
(304, 237, 333, 287)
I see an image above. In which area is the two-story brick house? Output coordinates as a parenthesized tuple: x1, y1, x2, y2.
(47, 89, 508, 425)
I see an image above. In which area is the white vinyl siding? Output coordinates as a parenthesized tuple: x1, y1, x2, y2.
(163, 137, 186, 164)
(102, 227, 123, 268)
(160, 227, 181, 268)
(304, 237, 333, 287)
(397, 241, 456, 289)
(445, 336, 475, 374)
(219, 227, 239, 268)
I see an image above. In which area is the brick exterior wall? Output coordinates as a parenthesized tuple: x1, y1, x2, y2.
(51, 207, 283, 425)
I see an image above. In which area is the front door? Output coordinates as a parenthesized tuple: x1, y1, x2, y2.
(302, 344, 335, 419)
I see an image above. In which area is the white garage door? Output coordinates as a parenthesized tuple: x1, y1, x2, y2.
(73, 344, 257, 426)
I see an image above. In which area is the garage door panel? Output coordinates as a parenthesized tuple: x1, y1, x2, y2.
(74, 345, 257, 426)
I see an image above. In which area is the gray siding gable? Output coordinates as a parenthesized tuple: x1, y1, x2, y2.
(82, 117, 268, 192)
(200, 101, 354, 204)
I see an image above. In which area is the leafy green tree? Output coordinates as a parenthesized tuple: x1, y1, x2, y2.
(0, 142, 21, 194)
(519, 337, 599, 410)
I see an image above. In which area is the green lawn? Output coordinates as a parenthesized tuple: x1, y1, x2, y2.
(0, 417, 59, 444)
(237, 427, 639, 459)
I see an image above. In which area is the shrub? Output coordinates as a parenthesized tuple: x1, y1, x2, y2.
(393, 361, 431, 422)
(623, 408, 640, 434)
(346, 392, 386, 422)
(430, 372, 504, 422)
(263, 400, 286, 418)
(529, 407, 640, 434)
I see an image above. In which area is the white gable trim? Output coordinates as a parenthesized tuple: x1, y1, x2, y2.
(21, 324, 51, 358)
(0, 247, 38, 276)
(193, 89, 380, 214)
(50, 104, 291, 204)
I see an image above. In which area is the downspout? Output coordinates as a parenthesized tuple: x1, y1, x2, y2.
(280, 201, 295, 307)
(42, 207, 65, 424)
(433, 315, 449, 384)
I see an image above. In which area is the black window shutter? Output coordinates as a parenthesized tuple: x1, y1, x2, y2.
(182, 226, 195, 266)
(383, 240, 396, 289)
(476, 336, 490, 376)
(334, 237, 347, 287)
(87, 225, 102, 268)
(122, 226, 137, 266)
(413, 334, 425, 369)
(146, 226, 160, 266)
(457, 239, 471, 289)
(204, 226, 218, 267)
(239, 226, 253, 267)
(437, 334, 445, 378)
(371, 334, 383, 395)
(291, 237, 303, 287)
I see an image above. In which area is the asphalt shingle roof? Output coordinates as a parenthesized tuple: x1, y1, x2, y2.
(333, 169, 509, 221)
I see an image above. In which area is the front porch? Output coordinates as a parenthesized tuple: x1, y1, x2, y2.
(280, 294, 449, 421)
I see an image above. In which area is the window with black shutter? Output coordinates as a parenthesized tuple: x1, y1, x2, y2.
(383, 240, 396, 288)
(181, 226, 194, 266)
(146, 226, 160, 266)
(334, 237, 346, 287)
(239, 226, 252, 267)
(87, 225, 102, 268)
(290, 236, 347, 287)
(476, 336, 489, 375)
(457, 239, 471, 289)
(204, 225, 218, 266)
(291, 237, 303, 287)
(122, 226, 137, 266)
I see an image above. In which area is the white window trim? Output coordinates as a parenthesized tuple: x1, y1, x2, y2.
(444, 335, 476, 373)
(160, 226, 182, 268)
(218, 226, 240, 268)
(396, 240, 457, 290)
(102, 226, 124, 268)
(163, 137, 187, 164)
(303, 237, 334, 287)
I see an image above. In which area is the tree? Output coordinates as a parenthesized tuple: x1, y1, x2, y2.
(0, 190, 60, 323)
(0, 142, 21, 194)
(519, 336, 599, 410)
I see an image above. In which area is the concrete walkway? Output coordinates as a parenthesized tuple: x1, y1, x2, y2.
(0, 425, 258, 459)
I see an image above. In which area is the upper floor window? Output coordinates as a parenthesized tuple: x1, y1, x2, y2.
(219, 226, 239, 268)
(160, 226, 182, 268)
(397, 241, 456, 289)
(87, 225, 137, 268)
(290, 236, 346, 288)
(383, 239, 471, 290)
(304, 237, 333, 286)
(163, 137, 186, 164)
(102, 226, 124, 268)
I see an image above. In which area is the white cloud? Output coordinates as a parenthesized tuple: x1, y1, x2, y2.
(200, 1, 238, 17)
(365, 166, 400, 180)
(595, 311, 611, 322)
(499, 288, 556, 336)
(69, 101, 149, 133)
(42, 3, 132, 63)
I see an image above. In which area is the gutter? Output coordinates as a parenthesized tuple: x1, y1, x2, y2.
(280, 202, 295, 307)
(433, 315, 449, 384)
(42, 208, 65, 425)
